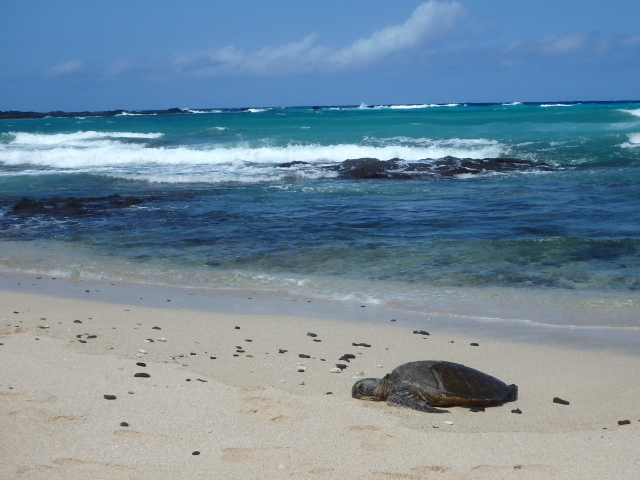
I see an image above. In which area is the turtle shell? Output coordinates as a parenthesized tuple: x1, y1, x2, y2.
(390, 361, 513, 406)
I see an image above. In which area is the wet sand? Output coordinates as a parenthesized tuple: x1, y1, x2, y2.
(1, 273, 640, 479)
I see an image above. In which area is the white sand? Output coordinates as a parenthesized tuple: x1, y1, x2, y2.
(1, 281, 640, 479)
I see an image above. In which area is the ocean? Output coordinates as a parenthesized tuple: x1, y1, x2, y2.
(1, 101, 640, 328)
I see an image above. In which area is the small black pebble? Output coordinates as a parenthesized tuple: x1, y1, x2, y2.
(104, 394, 116, 400)
(234, 326, 240, 329)
(553, 397, 570, 405)
(236, 350, 245, 353)
(197, 378, 207, 382)
(299, 354, 310, 358)
(313, 339, 321, 342)
(85, 290, 90, 293)
(342, 354, 356, 359)
(192, 451, 200, 455)
(145, 338, 154, 342)
(336, 364, 347, 370)
(360, 305, 365, 307)
(278, 349, 287, 354)
(233, 354, 239, 357)
(307, 332, 317, 337)
(352, 343, 371, 347)
(326, 392, 333, 395)
(190, 352, 196, 355)
(618, 420, 631, 425)
(210, 356, 216, 359)
(79, 340, 87, 343)
(136, 362, 146, 367)
(152, 326, 161, 330)
(186, 379, 191, 381)
(87, 335, 97, 339)
(13, 311, 19, 314)
(470, 343, 480, 346)
(320, 358, 325, 361)
(120, 422, 129, 427)
(245, 339, 252, 342)
(413, 330, 429, 335)
(134, 373, 151, 378)
(76, 334, 83, 338)
(511, 408, 522, 414)
(167, 299, 171, 302)
(74, 320, 82, 323)
(470, 407, 485, 412)
(35, 338, 39, 340)
(390, 319, 396, 322)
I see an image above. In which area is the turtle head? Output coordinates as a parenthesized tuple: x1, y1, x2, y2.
(352, 378, 384, 400)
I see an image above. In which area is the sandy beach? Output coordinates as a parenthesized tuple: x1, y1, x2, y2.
(1, 274, 639, 479)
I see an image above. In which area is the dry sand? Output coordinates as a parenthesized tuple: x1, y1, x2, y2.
(1, 277, 640, 479)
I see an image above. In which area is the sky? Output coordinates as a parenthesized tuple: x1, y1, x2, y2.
(1, 0, 639, 111)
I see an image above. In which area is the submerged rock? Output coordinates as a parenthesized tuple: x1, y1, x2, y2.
(325, 156, 552, 180)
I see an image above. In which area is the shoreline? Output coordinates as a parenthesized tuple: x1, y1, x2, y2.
(2, 269, 640, 355)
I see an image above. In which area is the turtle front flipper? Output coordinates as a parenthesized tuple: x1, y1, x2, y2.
(387, 390, 449, 413)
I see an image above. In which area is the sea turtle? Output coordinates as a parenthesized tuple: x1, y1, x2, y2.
(352, 361, 518, 413)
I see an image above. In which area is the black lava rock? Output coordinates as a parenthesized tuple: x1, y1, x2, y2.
(470, 343, 479, 346)
(352, 343, 371, 347)
(553, 397, 570, 405)
(413, 330, 429, 335)
(120, 422, 129, 427)
(234, 326, 240, 329)
(298, 354, 310, 358)
(134, 373, 151, 378)
(278, 349, 287, 354)
(74, 320, 82, 323)
(335, 364, 348, 370)
(618, 420, 631, 425)
(136, 362, 146, 367)
(511, 408, 522, 414)
(104, 394, 116, 400)
(152, 326, 161, 330)
(192, 451, 200, 455)
(307, 332, 317, 337)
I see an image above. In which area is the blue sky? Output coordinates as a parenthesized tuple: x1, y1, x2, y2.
(1, 0, 639, 110)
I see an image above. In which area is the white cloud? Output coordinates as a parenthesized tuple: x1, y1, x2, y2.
(44, 60, 84, 77)
(535, 34, 587, 56)
(173, 1, 465, 76)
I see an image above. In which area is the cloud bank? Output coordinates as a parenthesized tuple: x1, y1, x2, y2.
(172, 1, 466, 76)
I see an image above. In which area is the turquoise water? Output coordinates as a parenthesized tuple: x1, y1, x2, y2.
(1, 101, 640, 317)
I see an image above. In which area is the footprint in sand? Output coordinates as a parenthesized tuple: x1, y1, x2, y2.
(240, 395, 292, 423)
(17, 458, 141, 480)
(348, 424, 400, 451)
(221, 447, 255, 464)
(472, 464, 557, 474)
(9, 407, 83, 424)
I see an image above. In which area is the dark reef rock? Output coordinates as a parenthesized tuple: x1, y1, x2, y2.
(9, 194, 159, 216)
(277, 161, 309, 168)
(326, 156, 552, 180)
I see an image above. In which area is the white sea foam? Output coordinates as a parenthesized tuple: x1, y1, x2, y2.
(620, 132, 640, 148)
(5, 131, 163, 147)
(540, 103, 574, 107)
(247, 108, 270, 113)
(502, 102, 522, 106)
(619, 109, 640, 118)
(0, 131, 508, 183)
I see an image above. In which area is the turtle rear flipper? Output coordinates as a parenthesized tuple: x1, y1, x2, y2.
(387, 390, 449, 413)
